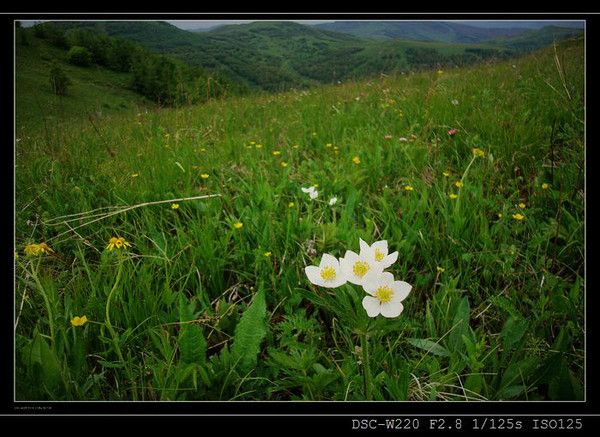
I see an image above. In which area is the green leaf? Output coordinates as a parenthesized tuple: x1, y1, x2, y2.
(231, 286, 268, 373)
(30, 332, 61, 391)
(448, 296, 470, 352)
(500, 316, 528, 351)
(407, 338, 450, 357)
(178, 293, 207, 366)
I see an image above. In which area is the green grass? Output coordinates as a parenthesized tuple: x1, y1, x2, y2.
(15, 38, 584, 401)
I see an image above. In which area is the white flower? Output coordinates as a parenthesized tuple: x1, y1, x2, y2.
(451, 99, 459, 106)
(305, 253, 347, 288)
(328, 196, 338, 206)
(362, 272, 412, 318)
(339, 250, 384, 286)
(359, 238, 399, 270)
(302, 186, 319, 200)
(398, 137, 408, 142)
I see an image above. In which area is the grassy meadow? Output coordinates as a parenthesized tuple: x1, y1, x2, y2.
(15, 37, 584, 401)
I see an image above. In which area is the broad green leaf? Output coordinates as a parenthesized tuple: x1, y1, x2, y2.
(407, 338, 450, 357)
(500, 317, 528, 351)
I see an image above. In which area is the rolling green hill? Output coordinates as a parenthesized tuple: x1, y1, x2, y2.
(48, 21, 521, 92)
(16, 33, 153, 132)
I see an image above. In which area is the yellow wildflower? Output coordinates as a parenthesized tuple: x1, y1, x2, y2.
(255, 144, 263, 149)
(436, 266, 445, 273)
(280, 161, 288, 168)
(71, 315, 88, 327)
(171, 203, 179, 210)
(107, 236, 132, 251)
(443, 171, 450, 177)
(518, 203, 526, 209)
(288, 202, 295, 208)
(352, 156, 361, 165)
(542, 183, 550, 190)
(448, 193, 458, 200)
(131, 173, 139, 178)
(472, 148, 485, 157)
(264, 251, 272, 257)
(326, 143, 332, 148)
(512, 213, 525, 221)
(272, 150, 282, 156)
(234, 222, 243, 229)
(404, 185, 414, 191)
(24, 243, 54, 256)
(498, 213, 503, 218)
(455, 181, 464, 188)
(200, 173, 209, 179)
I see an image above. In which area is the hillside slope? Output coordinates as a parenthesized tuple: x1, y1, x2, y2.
(16, 34, 153, 132)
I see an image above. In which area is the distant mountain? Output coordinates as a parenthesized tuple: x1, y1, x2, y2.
(313, 21, 583, 44)
(489, 25, 584, 51)
(46, 21, 582, 92)
(451, 20, 584, 30)
(312, 21, 529, 42)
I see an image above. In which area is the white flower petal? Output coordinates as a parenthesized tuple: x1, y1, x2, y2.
(362, 296, 381, 317)
(343, 250, 359, 261)
(379, 271, 395, 283)
(328, 273, 348, 288)
(359, 238, 370, 255)
(391, 281, 412, 302)
(372, 240, 388, 255)
(380, 301, 404, 318)
(362, 264, 385, 284)
(320, 253, 339, 268)
(305, 266, 324, 286)
(301, 187, 313, 193)
(381, 251, 399, 269)
(362, 281, 378, 296)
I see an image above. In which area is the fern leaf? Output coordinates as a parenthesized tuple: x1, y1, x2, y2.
(178, 293, 207, 365)
(231, 286, 268, 373)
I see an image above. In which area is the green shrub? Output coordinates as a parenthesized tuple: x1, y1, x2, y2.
(67, 46, 93, 67)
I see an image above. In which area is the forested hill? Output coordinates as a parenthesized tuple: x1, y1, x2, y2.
(46, 21, 522, 92)
(35, 20, 583, 93)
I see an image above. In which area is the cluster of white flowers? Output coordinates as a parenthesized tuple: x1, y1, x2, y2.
(302, 186, 338, 206)
(305, 239, 412, 318)
(302, 186, 319, 199)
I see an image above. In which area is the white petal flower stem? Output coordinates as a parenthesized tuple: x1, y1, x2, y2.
(360, 331, 373, 400)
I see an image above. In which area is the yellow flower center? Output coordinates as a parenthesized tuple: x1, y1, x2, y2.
(374, 249, 385, 262)
(320, 266, 337, 281)
(352, 261, 370, 278)
(375, 285, 394, 303)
